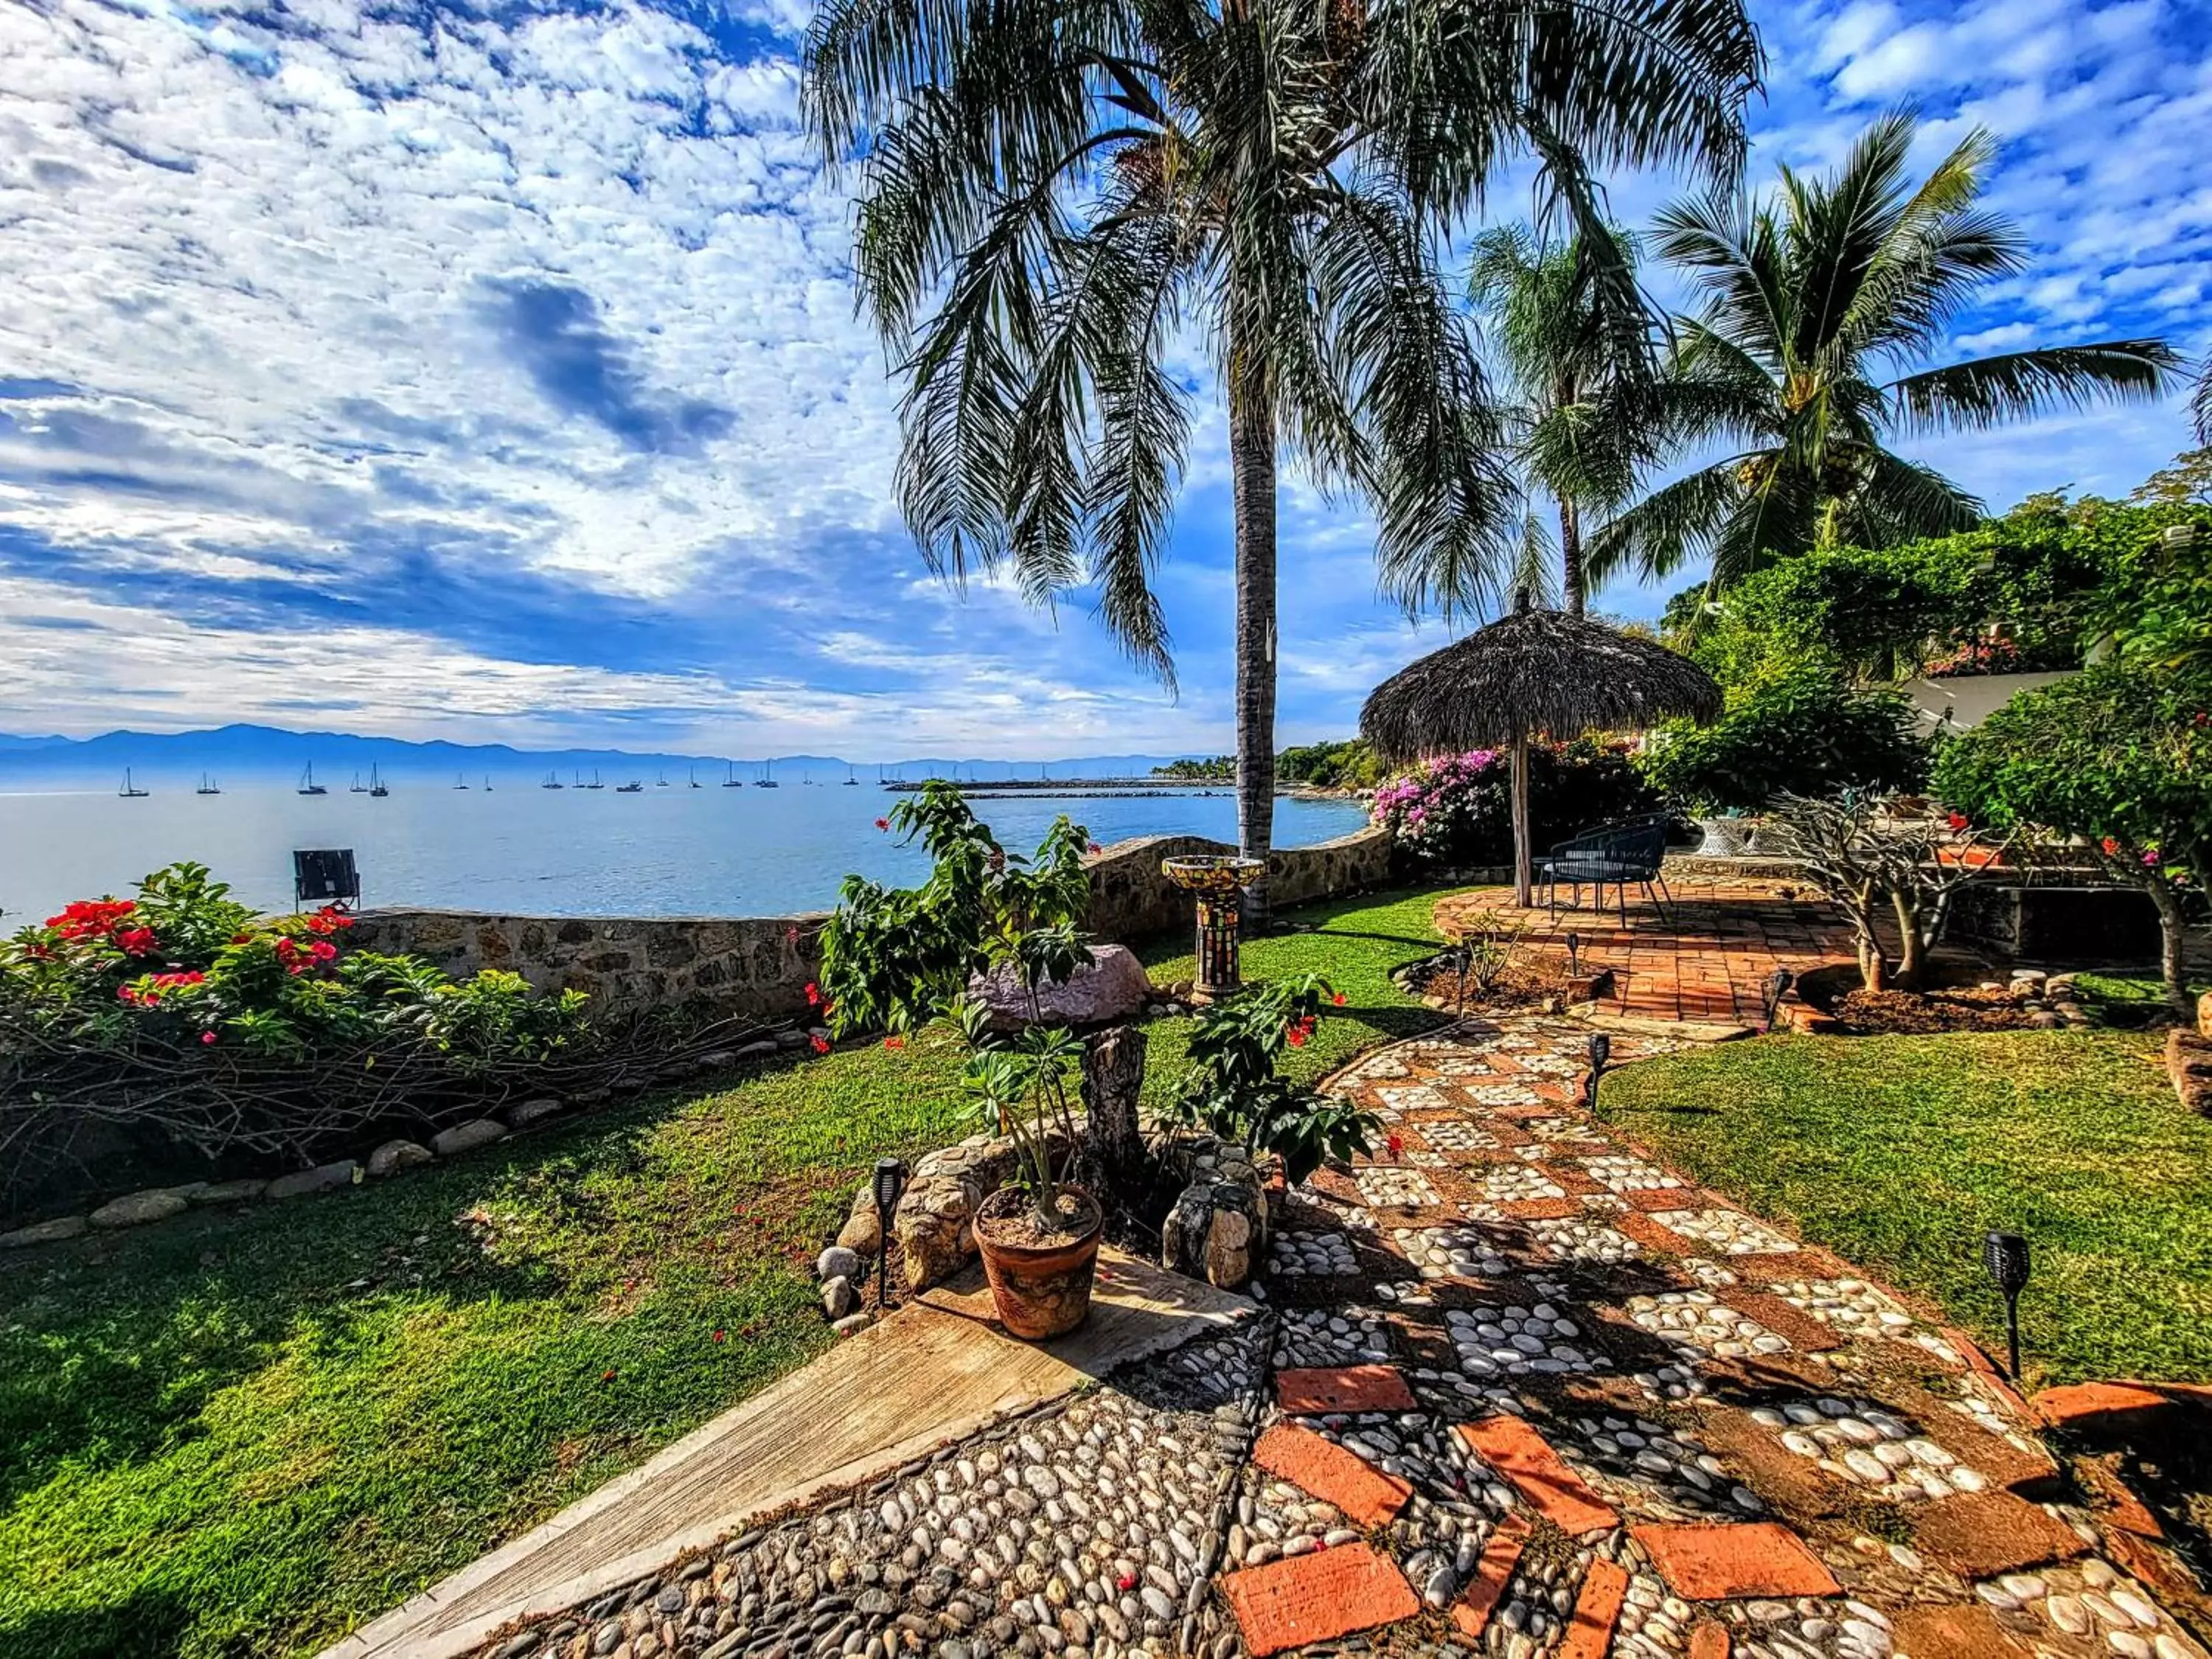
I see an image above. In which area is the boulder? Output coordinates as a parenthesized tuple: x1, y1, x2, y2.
(816, 1245, 863, 1283)
(1, 1214, 88, 1248)
(836, 1186, 884, 1259)
(2168, 1031, 2212, 1118)
(189, 1179, 268, 1204)
(367, 1139, 435, 1178)
(821, 1275, 858, 1319)
(736, 1039, 779, 1060)
(832, 1312, 873, 1336)
(1161, 1178, 1264, 1290)
(506, 1097, 563, 1129)
(894, 1172, 981, 1293)
(89, 1189, 190, 1229)
(266, 1161, 362, 1200)
(431, 1119, 509, 1157)
(974, 945, 1152, 1029)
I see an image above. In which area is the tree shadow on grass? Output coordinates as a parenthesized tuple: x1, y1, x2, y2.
(0, 1582, 196, 1659)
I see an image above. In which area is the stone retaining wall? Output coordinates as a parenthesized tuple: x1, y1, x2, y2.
(351, 824, 1397, 1019)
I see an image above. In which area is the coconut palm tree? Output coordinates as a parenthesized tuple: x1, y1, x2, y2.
(803, 0, 1761, 919)
(1590, 111, 2182, 591)
(1470, 225, 1666, 614)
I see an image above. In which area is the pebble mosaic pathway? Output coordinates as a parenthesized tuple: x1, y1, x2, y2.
(472, 1009, 2209, 1659)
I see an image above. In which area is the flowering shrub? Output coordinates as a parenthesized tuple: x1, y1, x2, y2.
(1170, 971, 1376, 1183)
(1, 861, 588, 1067)
(1371, 740, 1657, 867)
(1923, 634, 2023, 678)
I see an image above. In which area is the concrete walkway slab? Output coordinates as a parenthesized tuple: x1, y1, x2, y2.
(324, 1247, 1249, 1659)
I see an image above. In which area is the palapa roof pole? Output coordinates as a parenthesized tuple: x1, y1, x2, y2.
(1359, 589, 1722, 911)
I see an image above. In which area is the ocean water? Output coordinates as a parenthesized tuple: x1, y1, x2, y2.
(0, 782, 1371, 925)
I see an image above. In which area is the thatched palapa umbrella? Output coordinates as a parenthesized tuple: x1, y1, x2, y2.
(1361, 597, 1722, 907)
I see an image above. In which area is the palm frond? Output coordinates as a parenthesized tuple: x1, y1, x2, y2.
(1585, 456, 1748, 585)
(1888, 341, 2185, 432)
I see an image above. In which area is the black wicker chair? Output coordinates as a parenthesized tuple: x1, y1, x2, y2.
(1536, 814, 1674, 922)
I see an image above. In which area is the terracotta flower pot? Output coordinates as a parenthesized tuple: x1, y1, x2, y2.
(973, 1183, 1103, 1340)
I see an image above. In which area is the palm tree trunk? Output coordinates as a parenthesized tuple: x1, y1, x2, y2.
(1559, 497, 1585, 616)
(1229, 352, 1277, 929)
(1510, 734, 1534, 906)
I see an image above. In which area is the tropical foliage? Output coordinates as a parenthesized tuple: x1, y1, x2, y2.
(818, 785, 1097, 1216)
(1633, 667, 1929, 813)
(1933, 664, 2210, 1012)
(1371, 740, 1655, 867)
(1469, 226, 1660, 613)
(803, 0, 1761, 910)
(1592, 112, 2178, 589)
(1169, 971, 1376, 1183)
(1276, 739, 1383, 791)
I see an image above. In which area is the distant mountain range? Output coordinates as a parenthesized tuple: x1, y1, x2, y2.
(0, 724, 1210, 789)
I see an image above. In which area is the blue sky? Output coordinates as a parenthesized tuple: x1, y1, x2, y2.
(0, 0, 2206, 758)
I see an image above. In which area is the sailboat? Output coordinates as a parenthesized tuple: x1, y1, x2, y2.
(369, 765, 389, 799)
(656, 771, 669, 787)
(300, 765, 329, 797)
(722, 761, 742, 787)
(844, 765, 859, 786)
(453, 773, 470, 790)
(118, 769, 150, 799)
(754, 759, 780, 789)
(347, 771, 366, 793)
(689, 767, 701, 789)
(585, 771, 605, 790)
(543, 771, 564, 790)
(484, 775, 494, 792)
(195, 773, 220, 796)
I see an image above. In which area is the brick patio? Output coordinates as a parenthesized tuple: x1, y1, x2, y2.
(1434, 878, 1857, 1026)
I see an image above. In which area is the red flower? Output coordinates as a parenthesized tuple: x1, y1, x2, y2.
(810, 1034, 831, 1055)
(310, 939, 338, 963)
(1332, 991, 1347, 1006)
(1946, 811, 1969, 832)
(712, 1329, 726, 1342)
(804, 981, 822, 1007)
(1285, 1023, 1308, 1048)
(1386, 1133, 1404, 1156)
(1117, 1574, 1137, 1592)
(1087, 841, 1102, 855)
(117, 984, 140, 1004)
(231, 932, 254, 945)
(883, 1035, 905, 1050)
(201, 1029, 218, 1046)
(874, 817, 889, 831)
(2101, 836, 2121, 856)
(115, 926, 158, 956)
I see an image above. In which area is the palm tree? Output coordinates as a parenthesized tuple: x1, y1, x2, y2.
(1469, 226, 1663, 614)
(1591, 111, 2181, 591)
(803, 0, 1761, 919)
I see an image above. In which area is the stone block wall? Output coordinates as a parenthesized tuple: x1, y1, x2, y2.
(351, 824, 1395, 1020)
(1081, 825, 1394, 945)
(346, 909, 828, 1022)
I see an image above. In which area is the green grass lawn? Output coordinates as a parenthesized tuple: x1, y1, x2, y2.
(1596, 1030, 2212, 1388)
(0, 886, 1458, 1659)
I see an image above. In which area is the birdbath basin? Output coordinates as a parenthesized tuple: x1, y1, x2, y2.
(1161, 856, 1266, 1002)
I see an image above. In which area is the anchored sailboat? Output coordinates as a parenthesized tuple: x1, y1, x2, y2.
(754, 759, 779, 788)
(118, 769, 150, 799)
(195, 773, 220, 796)
(543, 771, 564, 790)
(369, 765, 389, 798)
(301, 765, 330, 797)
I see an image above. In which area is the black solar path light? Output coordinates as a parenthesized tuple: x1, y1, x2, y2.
(1761, 967, 1795, 1033)
(1982, 1231, 2031, 1380)
(1583, 1032, 1611, 1110)
(872, 1157, 908, 1311)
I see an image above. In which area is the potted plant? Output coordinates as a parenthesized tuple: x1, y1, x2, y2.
(819, 784, 1106, 1338)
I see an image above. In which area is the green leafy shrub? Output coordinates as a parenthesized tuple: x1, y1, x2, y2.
(819, 784, 1096, 1217)
(1933, 664, 2209, 1012)
(1371, 739, 1657, 867)
(1635, 668, 1930, 814)
(1169, 971, 1377, 1183)
(1276, 740, 1384, 790)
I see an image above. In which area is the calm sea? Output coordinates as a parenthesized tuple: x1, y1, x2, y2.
(0, 782, 1371, 925)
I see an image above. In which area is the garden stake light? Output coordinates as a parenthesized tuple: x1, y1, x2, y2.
(1761, 967, 1795, 1033)
(872, 1157, 908, 1310)
(1565, 931, 1582, 976)
(1983, 1231, 2031, 1380)
(1583, 1032, 1610, 1110)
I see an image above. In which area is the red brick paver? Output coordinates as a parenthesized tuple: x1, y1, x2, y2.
(1687, 1621, 1732, 1659)
(1448, 1515, 1530, 1641)
(1557, 1557, 1630, 1659)
(1457, 1416, 1619, 1538)
(1251, 1423, 1411, 1528)
(1218, 1542, 1419, 1657)
(1275, 1364, 1416, 1415)
(1630, 1523, 1842, 1600)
